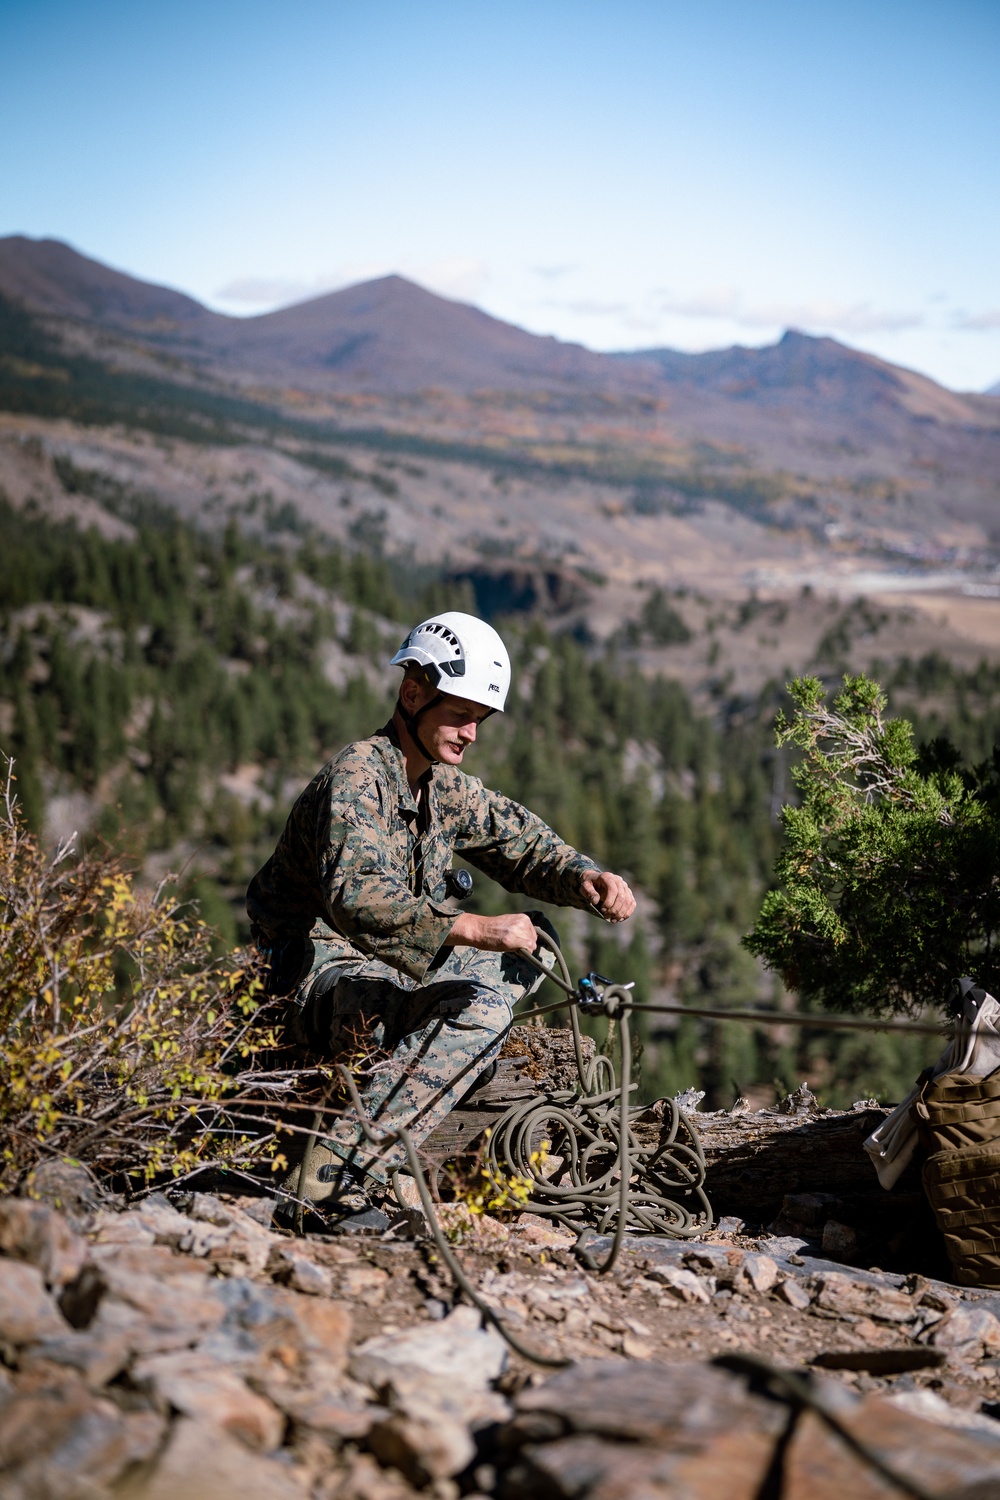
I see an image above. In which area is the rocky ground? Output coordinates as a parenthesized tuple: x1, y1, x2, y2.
(4, 1160, 1000, 1499)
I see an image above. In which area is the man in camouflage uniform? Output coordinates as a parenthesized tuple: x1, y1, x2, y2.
(247, 611, 635, 1219)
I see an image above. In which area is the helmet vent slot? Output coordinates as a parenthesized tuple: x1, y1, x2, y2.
(415, 622, 461, 654)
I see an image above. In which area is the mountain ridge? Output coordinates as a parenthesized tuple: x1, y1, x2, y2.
(1, 235, 992, 424)
(2, 233, 999, 570)
(0, 235, 218, 333)
(0, 237, 647, 394)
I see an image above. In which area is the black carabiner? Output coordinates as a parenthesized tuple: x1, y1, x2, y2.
(577, 971, 611, 1012)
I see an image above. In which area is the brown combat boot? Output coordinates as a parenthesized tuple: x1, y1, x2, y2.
(278, 1140, 390, 1232)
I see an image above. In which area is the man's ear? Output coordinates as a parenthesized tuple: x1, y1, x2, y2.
(399, 674, 429, 713)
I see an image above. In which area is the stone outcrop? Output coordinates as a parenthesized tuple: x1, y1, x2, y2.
(0, 1172, 999, 1497)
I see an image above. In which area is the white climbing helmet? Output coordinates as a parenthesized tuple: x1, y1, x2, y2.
(389, 611, 512, 713)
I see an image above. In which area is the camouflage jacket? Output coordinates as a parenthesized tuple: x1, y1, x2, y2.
(246, 721, 600, 981)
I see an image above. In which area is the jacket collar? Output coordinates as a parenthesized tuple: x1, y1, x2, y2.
(374, 720, 434, 818)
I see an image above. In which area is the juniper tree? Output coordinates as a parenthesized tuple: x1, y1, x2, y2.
(744, 674, 1000, 1016)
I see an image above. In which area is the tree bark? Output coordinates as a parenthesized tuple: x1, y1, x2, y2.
(420, 1024, 940, 1270)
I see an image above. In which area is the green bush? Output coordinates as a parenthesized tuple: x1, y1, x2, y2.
(745, 674, 1000, 1016)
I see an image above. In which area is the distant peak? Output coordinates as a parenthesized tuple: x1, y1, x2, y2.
(777, 328, 840, 350)
(363, 273, 414, 289)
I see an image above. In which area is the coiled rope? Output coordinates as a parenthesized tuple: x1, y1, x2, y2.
(485, 930, 711, 1270)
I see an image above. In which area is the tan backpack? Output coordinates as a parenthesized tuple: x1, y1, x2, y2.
(916, 1066, 1000, 1287)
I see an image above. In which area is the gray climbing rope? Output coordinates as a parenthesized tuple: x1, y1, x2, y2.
(484, 931, 711, 1270)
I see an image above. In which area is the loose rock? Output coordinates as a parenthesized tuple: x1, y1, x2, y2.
(813, 1271, 916, 1324)
(742, 1253, 779, 1293)
(268, 1244, 335, 1297)
(0, 1197, 87, 1288)
(352, 1305, 507, 1388)
(368, 1408, 475, 1485)
(930, 1304, 1000, 1355)
(511, 1357, 788, 1447)
(134, 1349, 286, 1450)
(0, 1377, 163, 1494)
(21, 1158, 103, 1219)
(133, 1414, 306, 1500)
(783, 1391, 1000, 1498)
(90, 1260, 228, 1356)
(0, 1257, 68, 1344)
(821, 1219, 859, 1258)
(511, 1426, 778, 1500)
(646, 1264, 713, 1304)
(20, 1324, 134, 1387)
(776, 1278, 812, 1310)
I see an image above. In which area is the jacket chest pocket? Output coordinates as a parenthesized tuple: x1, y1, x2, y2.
(416, 829, 452, 899)
(386, 816, 415, 883)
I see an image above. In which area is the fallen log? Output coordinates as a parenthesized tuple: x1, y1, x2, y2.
(670, 1104, 943, 1273)
(424, 1027, 892, 1213)
(680, 1105, 894, 1222)
(421, 1026, 942, 1272)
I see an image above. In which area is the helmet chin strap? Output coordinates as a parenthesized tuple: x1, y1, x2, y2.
(396, 677, 446, 765)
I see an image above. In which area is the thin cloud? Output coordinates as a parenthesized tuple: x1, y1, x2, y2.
(533, 264, 576, 280)
(953, 309, 1000, 331)
(564, 299, 630, 317)
(619, 312, 660, 332)
(216, 276, 322, 304)
(779, 303, 921, 334)
(659, 288, 742, 320)
(758, 302, 922, 334)
(658, 290, 922, 334)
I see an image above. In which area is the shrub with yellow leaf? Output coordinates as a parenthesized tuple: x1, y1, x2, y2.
(0, 757, 307, 1194)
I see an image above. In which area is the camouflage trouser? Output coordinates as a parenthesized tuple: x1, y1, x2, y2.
(290, 941, 544, 1185)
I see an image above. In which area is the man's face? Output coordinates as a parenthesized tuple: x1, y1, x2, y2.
(404, 680, 491, 766)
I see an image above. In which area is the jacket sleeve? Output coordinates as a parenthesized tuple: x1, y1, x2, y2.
(316, 776, 457, 982)
(455, 776, 600, 908)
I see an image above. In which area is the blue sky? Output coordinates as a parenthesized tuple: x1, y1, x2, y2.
(2, 0, 998, 390)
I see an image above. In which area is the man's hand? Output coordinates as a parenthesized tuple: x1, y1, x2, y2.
(449, 911, 539, 952)
(580, 870, 636, 923)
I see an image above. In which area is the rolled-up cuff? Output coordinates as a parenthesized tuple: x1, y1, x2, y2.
(564, 855, 603, 910)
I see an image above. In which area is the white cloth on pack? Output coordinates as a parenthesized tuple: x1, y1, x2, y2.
(864, 991, 1000, 1190)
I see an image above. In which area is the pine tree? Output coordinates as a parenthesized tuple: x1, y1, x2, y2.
(744, 674, 1000, 1015)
